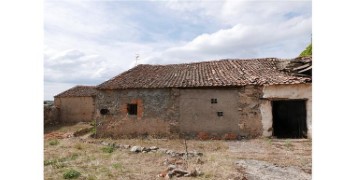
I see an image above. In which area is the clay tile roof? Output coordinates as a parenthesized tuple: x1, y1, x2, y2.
(97, 58, 312, 90)
(54, 85, 97, 98)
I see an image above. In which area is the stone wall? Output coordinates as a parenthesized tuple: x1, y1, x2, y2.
(44, 104, 59, 126)
(95, 88, 180, 138)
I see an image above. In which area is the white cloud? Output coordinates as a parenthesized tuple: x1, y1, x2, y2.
(44, 48, 107, 83)
(144, 16, 311, 64)
(44, 0, 311, 99)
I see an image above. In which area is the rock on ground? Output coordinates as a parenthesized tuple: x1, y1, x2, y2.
(235, 159, 311, 180)
(130, 146, 142, 153)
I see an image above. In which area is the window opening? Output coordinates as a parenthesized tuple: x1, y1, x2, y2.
(100, 109, 109, 115)
(127, 104, 137, 115)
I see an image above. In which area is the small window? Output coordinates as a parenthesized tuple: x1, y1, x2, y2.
(211, 98, 217, 104)
(217, 112, 223, 116)
(127, 104, 137, 115)
(100, 109, 109, 115)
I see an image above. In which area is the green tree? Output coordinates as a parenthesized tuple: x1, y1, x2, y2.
(299, 43, 312, 57)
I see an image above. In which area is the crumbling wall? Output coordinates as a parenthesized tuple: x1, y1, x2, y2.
(95, 88, 180, 138)
(44, 104, 59, 126)
(237, 86, 264, 137)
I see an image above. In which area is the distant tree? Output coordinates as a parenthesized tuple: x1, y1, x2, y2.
(299, 43, 312, 57)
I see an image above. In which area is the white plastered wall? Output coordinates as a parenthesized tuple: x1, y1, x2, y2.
(260, 83, 312, 138)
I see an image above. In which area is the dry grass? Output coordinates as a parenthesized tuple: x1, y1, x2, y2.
(44, 123, 312, 179)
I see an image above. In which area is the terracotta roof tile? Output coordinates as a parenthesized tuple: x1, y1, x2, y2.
(97, 58, 312, 90)
(55, 85, 97, 98)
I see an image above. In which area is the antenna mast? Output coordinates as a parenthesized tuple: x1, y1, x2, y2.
(135, 53, 140, 66)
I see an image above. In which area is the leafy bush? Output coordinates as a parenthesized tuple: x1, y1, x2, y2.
(63, 169, 81, 179)
(49, 139, 59, 146)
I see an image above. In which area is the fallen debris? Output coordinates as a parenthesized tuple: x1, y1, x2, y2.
(157, 166, 202, 178)
(44, 132, 73, 140)
(130, 146, 142, 153)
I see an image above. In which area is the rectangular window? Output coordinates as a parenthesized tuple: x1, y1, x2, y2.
(217, 112, 223, 116)
(211, 98, 217, 104)
(127, 104, 137, 115)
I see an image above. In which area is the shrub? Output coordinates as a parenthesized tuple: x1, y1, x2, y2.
(49, 139, 59, 146)
(63, 169, 81, 179)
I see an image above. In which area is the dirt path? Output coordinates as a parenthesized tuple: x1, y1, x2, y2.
(228, 139, 312, 180)
(235, 159, 311, 180)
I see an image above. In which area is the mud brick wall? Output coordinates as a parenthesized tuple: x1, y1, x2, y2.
(178, 86, 263, 139)
(55, 97, 95, 123)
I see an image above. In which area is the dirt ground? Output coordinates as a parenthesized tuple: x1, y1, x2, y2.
(44, 123, 312, 180)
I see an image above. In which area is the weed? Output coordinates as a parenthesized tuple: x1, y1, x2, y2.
(44, 159, 56, 166)
(63, 169, 81, 179)
(112, 163, 123, 169)
(44, 159, 67, 169)
(70, 153, 79, 160)
(90, 127, 96, 135)
(285, 140, 293, 150)
(90, 120, 96, 126)
(102, 144, 115, 153)
(49, 139, 59, 146)
(74, 143, 83, 150)
(204, 173, 213, 178)
(87, 175, 96, 180)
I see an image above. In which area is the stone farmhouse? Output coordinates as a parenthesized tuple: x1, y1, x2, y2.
(54, 57, 312, 139)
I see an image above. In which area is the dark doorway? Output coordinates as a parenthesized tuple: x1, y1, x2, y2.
(272, 100, 307, 138)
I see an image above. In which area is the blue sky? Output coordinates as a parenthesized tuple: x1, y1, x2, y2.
(44, 0, 312, 100)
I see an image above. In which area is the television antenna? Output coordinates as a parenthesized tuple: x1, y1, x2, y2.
(135, 53, 140, 66)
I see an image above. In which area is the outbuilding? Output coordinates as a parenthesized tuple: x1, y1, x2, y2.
(54, 85, 97, 123)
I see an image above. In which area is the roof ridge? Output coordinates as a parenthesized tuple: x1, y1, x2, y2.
(137, 57, 282, 67)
